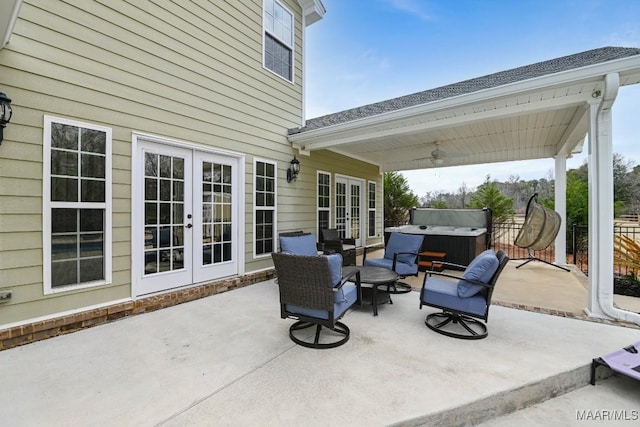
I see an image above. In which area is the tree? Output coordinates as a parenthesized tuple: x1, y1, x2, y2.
(384, 172, 419, 227)
(468, 176, 514, 224)
(565, 168, 588, 226)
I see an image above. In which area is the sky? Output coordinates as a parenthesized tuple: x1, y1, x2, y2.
(303, 0, 640, 196)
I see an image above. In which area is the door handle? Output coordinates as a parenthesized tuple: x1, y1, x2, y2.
(185, 223, 193, 229)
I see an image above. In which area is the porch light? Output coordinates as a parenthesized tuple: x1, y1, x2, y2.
(0, 92, 12, 145)
(287, 156, 300, 183)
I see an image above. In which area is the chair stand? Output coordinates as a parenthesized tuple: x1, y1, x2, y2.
(289, 321, 350, 349)
(425, 312, 488, 340)
(386, 281, 412, 294)
(514, 249, 570, 272)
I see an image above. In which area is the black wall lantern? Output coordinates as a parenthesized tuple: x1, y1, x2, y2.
(287, 156, 300, 183)
(0, 92, 12, 145)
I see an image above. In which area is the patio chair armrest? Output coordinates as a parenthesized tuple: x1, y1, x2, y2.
(338, 268, 361, 287)
(391, 251, 420, 270)
(343, 238, 356, 245)
(423, 270, 492, 289)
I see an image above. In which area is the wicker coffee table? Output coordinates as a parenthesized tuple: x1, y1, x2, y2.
(343, 266, 399, 316)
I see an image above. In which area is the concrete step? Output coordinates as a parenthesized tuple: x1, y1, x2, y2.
(394, 365, 600, 427)
(476, 374, 640, 426)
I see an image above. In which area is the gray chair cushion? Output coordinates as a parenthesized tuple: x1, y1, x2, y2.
(457, 250, 499, 298)
(422, 277, 488, 316)
(280, 234, 317, 256)
(326, 253, 344, 287)
(363, 257, 418, 276)
(286, 283, 358, 320)
(384, 233, 423, 264)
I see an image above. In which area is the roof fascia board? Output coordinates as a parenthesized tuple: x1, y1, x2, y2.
(1, 0, 23, 49)
(290, 54, 640, 143)
(297, 92, 590, 151)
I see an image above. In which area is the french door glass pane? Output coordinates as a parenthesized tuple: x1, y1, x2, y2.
(202, 161, 233, 265)
(144, 153, 186, 275)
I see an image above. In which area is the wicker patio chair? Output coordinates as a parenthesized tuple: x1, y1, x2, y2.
(362, 232, 423, 293)
(272, 252, 361, 349)
(320, 228, 357, 266)
(419, 250, 509, 340)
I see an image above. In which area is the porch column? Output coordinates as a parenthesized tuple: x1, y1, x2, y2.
(585, 74, 640, 324)
(553, 155, 567, 266)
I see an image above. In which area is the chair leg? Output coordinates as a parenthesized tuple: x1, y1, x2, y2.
(425, 312, 488, 340)
(289, 321, 351, 349)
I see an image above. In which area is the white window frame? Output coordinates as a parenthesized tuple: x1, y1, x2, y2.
(368, 180, 377, 238)
(317, 171, 331, 234)
(253, 158, 277, 258)
(262, 0, 295, 83)
(43, 116, 112, 294)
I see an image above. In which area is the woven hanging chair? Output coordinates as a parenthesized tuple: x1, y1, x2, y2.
(513, 193, 570, 271)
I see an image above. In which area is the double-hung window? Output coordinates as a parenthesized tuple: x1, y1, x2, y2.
(318, 172, 330, 235)
(368, 181, 377, 237)
(255, 159, 276, 256)
(43, 116, 112, 292)
(263, 0, 294, 81)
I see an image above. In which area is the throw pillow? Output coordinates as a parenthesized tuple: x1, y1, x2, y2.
(457, 250, 499, 298)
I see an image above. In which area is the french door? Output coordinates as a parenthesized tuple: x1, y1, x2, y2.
(134, 139, 240, 296)
(335, 177, 364, 247)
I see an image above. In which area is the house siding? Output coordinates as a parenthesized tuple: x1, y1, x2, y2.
(0, 0, 383, 340)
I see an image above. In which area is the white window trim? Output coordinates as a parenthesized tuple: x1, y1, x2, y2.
(368, 180, 377, 238)
(317, 170, 331, 231)
(262, 0, 296, 84)
(253, 157, 277, 258)
(43, 116, 113, 294)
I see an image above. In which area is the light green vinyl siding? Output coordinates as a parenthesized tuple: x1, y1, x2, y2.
(0, 0, 310, 325)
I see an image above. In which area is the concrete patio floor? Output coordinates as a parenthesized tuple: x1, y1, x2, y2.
(1, 259, 639, 426)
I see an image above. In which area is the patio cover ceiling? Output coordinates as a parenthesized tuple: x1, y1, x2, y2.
(288, 47, 640, 172)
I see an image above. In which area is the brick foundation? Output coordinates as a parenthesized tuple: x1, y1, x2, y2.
(0, 269, 276, 351)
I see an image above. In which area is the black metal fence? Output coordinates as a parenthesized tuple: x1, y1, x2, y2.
(491, 221, 640, 276)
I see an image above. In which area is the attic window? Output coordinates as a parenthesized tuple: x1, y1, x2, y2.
(263, 0, 294, 82)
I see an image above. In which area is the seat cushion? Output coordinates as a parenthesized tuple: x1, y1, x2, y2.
(384, 233, 423, 264)
(421, 277, 488, 317)
(363, 258, 418, 276)
(457, 250, 499, 298)
(280, 234, 317, 256)
(326, 253, 343, 286)
(286, 283, 358, 320)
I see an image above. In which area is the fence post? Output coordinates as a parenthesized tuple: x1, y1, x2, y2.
(572, 223, 577, 265)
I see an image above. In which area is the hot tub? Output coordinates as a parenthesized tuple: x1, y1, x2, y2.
(384, 208, 492, 268)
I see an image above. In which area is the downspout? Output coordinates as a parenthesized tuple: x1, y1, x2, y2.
(592, 73, 640, 324)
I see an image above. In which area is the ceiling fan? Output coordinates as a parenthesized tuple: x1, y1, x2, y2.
(415, 142, 461, 165)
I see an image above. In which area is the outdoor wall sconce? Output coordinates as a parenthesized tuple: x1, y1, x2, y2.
(0, 92, 12, 145)
(287, 156, 300, 183)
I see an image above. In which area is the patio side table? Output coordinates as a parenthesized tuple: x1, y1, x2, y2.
(343, 265, 399, 316)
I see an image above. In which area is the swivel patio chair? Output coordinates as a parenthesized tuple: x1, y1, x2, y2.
(320, 228, 357, 266)
(419, 249, 509, 340)
(514, 193, 570, 272)
(362, 232, 423, 294)
(272, 252, 361, 349)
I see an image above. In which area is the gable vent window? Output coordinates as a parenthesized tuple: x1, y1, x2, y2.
(263, 0, 294, 82)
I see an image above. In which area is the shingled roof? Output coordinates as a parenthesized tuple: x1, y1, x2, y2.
(290, 46, 640, 134)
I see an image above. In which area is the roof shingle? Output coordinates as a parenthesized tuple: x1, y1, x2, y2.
(290, 46, 640, 134)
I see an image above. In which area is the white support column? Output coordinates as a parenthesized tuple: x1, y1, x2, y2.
(586, 99, 604, 316)
(553, 155, 567, 266)
(585, 74, 640, 325)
